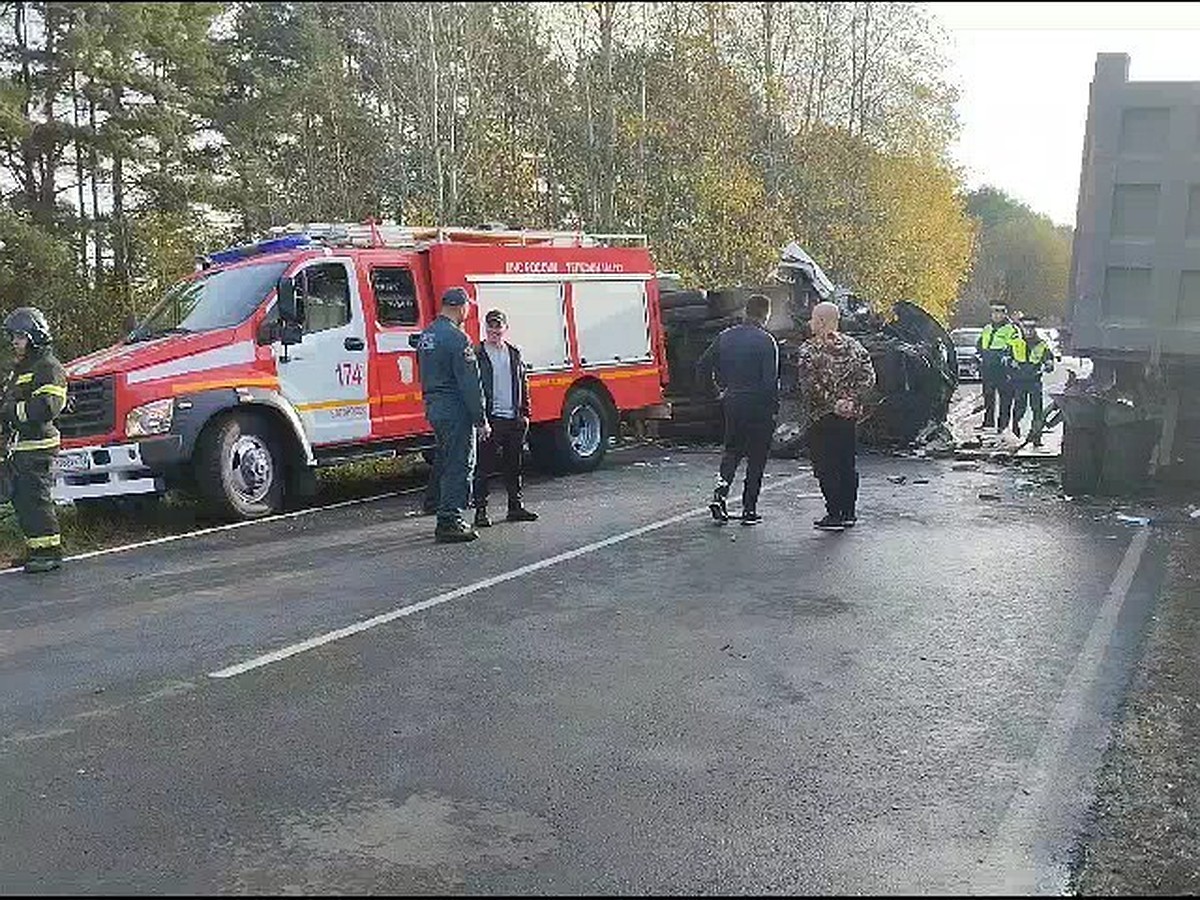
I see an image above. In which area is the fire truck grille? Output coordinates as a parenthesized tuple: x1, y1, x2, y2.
(59, 375, 116, 439)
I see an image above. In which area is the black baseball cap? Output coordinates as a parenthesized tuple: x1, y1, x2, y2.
(441, 287, 471, 307)
(484, 309, 507, 326)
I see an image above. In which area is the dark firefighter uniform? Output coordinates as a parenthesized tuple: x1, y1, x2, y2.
(1, 307, 68, 573)
(417, 287, 487, 543)
(977, 314, 1019, 430)
(1006, 323, 1054, 445)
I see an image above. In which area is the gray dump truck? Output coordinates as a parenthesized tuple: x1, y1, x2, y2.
(1060, 53, 1200, 494)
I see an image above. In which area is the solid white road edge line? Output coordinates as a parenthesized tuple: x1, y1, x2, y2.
(0, 488, 424, 575)
(208, 474, 818, 679)
(984, 527, 1152, 892)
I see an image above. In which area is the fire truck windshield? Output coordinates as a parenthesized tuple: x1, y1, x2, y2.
(127, 260, 289, 343)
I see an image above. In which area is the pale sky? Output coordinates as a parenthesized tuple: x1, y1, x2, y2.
(929, 1, 1200, 227)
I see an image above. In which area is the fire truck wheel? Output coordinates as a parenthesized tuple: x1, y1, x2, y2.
(554, 386, 613, 473)
(195, 411, 284, 520)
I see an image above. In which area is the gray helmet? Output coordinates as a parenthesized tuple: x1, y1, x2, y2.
(3, 307, 52, 346)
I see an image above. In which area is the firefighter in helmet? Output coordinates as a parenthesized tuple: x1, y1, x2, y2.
(1, 307, 68, 573)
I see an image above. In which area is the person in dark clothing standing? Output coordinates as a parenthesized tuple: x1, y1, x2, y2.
(797, 301, 877, 530)
(1, 307, 69, 573)
(695, 293, 779, 525)
(417, 287, 490, 543)
(473, 309, 538, 527)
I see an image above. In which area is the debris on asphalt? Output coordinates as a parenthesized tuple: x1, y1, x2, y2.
(912, 478, 930, 485)
(978, 492, 1001, 502)
(1115, 514, 1152, 527)
(952, 462, 979, 472)
(887, 475, 907, 484)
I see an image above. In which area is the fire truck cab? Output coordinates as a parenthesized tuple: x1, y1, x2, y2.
(54, 223, 671, 520)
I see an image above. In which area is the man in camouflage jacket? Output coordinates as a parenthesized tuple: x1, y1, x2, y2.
(797, 301, 877, 530)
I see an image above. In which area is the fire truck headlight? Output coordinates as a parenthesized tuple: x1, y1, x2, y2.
(125, 398, 175, 437)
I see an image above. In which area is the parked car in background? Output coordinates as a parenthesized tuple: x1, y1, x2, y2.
(951, 327, 982, 381)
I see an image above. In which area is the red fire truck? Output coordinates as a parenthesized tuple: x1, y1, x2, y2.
(53, 223, 671, 520)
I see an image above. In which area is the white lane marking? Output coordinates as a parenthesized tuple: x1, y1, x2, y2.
(984, 528, 1152, 893)
(0, 488, 425, 575)
(209, 473, 816, 679)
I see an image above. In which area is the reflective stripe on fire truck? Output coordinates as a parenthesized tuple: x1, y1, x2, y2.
(126, 341, 258, 385)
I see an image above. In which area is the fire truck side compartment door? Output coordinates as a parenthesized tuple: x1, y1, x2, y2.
(472, 282, 570, 372)
(273, 258, 371, 446)
(571, 279, 654, 367)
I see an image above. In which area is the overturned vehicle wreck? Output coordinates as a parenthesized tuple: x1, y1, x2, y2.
(658, 242, 959, 455)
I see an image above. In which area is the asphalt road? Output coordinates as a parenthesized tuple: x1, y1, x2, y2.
(0, 443, 1171, 894)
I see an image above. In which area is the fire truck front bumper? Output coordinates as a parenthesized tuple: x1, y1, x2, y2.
(51, 438, 177, 504)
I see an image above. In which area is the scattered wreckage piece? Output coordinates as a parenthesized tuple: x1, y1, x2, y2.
(658, 242, 959, 458)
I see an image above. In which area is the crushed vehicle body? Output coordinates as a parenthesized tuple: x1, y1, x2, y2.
(658, 241, 959, 455)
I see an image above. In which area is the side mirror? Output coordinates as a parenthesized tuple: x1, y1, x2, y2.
(256, 318, 279, 346)
(280, 322, 303, 347)
(277, 275, 303, 326)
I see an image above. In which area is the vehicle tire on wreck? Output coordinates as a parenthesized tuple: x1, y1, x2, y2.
(662, 304, 711, 324)
(1099, 422, 1158, 494)
(659, 289, 707, 310)
(1061, 423, 1102, 495)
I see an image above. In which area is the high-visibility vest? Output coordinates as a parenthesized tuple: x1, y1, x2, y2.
(979, 322, 1018, 351)
(1009, 336, 1051, 366)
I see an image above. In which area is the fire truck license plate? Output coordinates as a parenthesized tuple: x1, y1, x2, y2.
(55, 452, 91, 472)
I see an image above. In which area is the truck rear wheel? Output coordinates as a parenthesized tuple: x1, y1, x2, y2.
(1061, 424, 1102, 495)
(195, 411, 284, 520)
(531, 386, 613, 475)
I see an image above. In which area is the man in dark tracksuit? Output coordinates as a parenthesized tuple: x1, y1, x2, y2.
(695, 293, 779, 525)
(473, 309, 538, 528)
(1, 307, 68, 573)
(976, 303, 1019, 431)
(417, 287, 490, 543)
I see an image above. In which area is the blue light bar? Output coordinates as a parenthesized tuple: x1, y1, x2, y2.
(207, 233, 313, 266)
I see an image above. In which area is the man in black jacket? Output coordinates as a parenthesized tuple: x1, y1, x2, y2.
(473, 309, 538, 527)
(695, 293, 779, 525)
(1, 307, 69, 573)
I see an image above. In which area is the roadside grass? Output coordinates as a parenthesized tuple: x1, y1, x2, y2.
(0, 454, 429, 569)
(1070, 525, 1200, 894)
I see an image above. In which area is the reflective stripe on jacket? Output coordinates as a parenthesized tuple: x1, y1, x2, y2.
(2, 348, 67, 452)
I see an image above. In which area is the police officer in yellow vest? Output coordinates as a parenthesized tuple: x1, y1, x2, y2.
(976, 303, 1019, 431)
(1005, 314, 1054, 446)
(1, 308, 68, 573)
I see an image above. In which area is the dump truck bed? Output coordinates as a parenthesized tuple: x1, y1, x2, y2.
(1068, 53, 1200, 360)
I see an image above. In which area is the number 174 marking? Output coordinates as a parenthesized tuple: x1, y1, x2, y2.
(335, 362, 364, 386)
